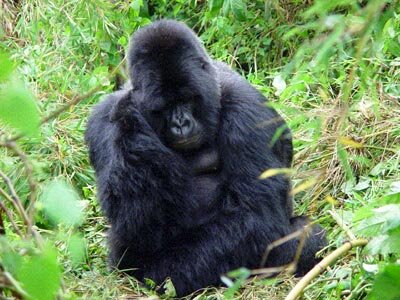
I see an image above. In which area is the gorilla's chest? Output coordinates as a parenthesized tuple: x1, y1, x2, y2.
(181, 174, 221, 227)
(188, 174, 220, 204)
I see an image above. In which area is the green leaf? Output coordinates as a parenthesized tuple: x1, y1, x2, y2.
(222, 268, 250, 298)
(357, 204, 400, 237)
(229, 0, 247, 21)
(130, 0, 143, 12)
(0, 238, 22, 273)
(311, 22, 345, 69)
(68, 234, 86, 266)
(0, 51, 14, 81)
(0, 83, 40, 137)
(40, 180, 84, 227)
(368, 264, 400, 300)
(365, 233, 400, 255)
(209, 0, 224, 14)
(162, 278, 177, 297)
(17, 246, 61, 300)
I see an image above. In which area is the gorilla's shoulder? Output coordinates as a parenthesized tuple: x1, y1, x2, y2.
(85, 90, 127, 170)
(213, 61, 265, 106)
(90, 89, 129, 120)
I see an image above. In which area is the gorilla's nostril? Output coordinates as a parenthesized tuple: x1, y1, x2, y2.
(181, 119, 190, 128)
(171, 126, 182, 136)
(171, 119, 193, 138)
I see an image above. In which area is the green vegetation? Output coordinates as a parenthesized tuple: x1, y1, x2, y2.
(0, 0, 399, 299)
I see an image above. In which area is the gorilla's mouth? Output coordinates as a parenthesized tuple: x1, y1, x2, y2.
(171, 135, 203, 150)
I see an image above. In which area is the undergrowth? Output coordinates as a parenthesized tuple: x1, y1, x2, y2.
(0, 0, 399, 299)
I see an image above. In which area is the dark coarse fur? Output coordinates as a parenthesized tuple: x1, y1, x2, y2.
(85, 20, 326, 297)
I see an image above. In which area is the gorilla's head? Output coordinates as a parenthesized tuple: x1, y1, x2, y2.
(128, 20, 221, 151)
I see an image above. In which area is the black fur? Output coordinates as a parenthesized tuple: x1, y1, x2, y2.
(85, 20, 326, 296)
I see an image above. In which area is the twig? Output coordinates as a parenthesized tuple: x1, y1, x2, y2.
(337, 0, 386, 130)
(0, 200, 23, 237)
(329, 210, 356, 240)
(0, 141, 38, 220)
(0, 58, 126, 247)
(260, 225, 311, 269)
(260, 228, 303, 267)
(3, 271, 29, 298)
(289, 225, 312, 274)
(253, 224, 312, 280)
(0, 169, 43, 247)
(285, 239, 368, 300)
(0, 209, 4, 235)
(5, 58, 126, 143)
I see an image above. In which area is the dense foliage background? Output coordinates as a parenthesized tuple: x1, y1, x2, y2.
(0, 0, 399, 299)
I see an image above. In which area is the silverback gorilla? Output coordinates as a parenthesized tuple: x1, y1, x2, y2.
(85, 20, 326, 296)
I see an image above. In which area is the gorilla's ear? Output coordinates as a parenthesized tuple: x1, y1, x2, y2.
(109, 89, 135, 122)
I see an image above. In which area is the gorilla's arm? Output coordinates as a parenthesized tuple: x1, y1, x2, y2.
(85, 90, 188, 260)
(216, 63, 325, 273)
(189, 147, 220, 175)
(215, 62, 294, 218)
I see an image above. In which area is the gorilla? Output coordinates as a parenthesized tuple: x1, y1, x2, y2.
(85, 20, 326, 296)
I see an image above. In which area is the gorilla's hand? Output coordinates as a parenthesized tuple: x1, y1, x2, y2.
(190, 147, 220, 175)
(109, 89, 146, 131)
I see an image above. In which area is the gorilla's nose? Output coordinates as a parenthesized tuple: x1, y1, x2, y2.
(171, 116, 193, 138)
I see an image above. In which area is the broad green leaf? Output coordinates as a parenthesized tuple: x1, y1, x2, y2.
(0, 237, 22, 273)
(40, 180, 84, 227)
(356, 204, 400, 255)
(229, 0, 247, 21)
(68, 234, 86, 266)
(368, 264, 400, 300)
(272, 74, 287, 96)
(0, 51, 14, 81)
(0, 83, 40, 137)
(222, 268, 250, 299)
(357, 204, 400, 237)
(209, 0, 224, 13)
(227, 267, 251, 279)
(374, 205, 400, 231)
(130, 0, 143, 12)
(162, 278, 177, 298)
(365, 232, 400, 255)
(17, 247, 61, 300)
(312, 22, 345, 68)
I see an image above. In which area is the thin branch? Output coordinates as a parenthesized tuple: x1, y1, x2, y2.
(0, 200, 23, 237)
(0, 59, 126, 247)
(250, 265, 291, 277)
(252, 224, 312, 280)
(0, 141, 38, 220)
(285, 239, 368, 300)
(329, 210, 356, 240)
(5, 58, 126, 143)
(3, 271, 29, 298)
(0, 169, 43, 247)
(260, 225, 311, 268)
(337, 0, 387, 130)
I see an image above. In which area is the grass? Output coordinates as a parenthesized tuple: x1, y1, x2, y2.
(1, 0, 399, 299)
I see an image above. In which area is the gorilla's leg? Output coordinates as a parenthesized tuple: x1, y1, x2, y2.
(265, 216, 326, 275)
(290, 216, 326, 275)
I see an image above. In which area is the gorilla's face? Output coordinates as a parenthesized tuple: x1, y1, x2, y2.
(139, 77, 220, 151)
(163, 100, 204, 150)
(128, 20, 221, 151)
